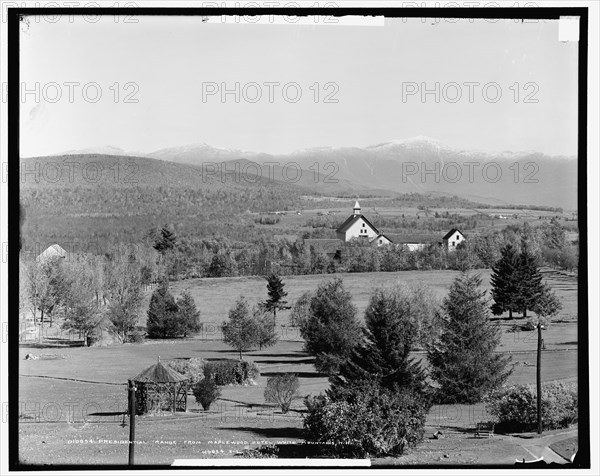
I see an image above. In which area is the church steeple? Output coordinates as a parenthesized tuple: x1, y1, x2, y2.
(353, 200, 361, 215)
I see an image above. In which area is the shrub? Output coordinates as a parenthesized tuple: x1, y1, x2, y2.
(126, 330, 145, 343)
(240, 444, 279, 458)
(521, 320, 537, 331)
(193, 378, 221, 410)
(264, 374, 300, 413)
(303, 382, 429, 457)
(484, 382, 578, 433)
(203, 359, 260, 386)
(166, 358, 205, 387)
(254, 215, 281, 225)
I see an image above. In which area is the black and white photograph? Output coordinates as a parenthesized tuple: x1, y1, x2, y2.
(2, 2, 598, 473)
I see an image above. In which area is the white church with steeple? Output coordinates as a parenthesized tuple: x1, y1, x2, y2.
(335, 201, 392, 246)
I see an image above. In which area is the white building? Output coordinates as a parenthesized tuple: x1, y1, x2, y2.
(442, 229, 466, 252)
(336, 201, 381, 243)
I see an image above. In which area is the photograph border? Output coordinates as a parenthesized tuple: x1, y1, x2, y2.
(7, 5, 590, 471)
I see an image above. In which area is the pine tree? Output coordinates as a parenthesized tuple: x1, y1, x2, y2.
(262, 274, 290, 325)
(300, 278, 363, 375)
(153, 225, 177, 254)
(427, 273, 513, 403)
(490, 244, 520, 319)
(146, 278, 178, 338)
(331, 286, 430, 397)
(176, 290, 201, 337)
(515, 241, 544, 318)
(222, 297, 260, 359)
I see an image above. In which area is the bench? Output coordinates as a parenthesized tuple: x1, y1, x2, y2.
(475, 421, 495, 438)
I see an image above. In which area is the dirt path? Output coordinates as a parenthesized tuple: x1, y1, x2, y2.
(515, 429, 577, 463)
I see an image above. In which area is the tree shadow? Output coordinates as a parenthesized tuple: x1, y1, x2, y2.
(226, 426, 304, 439)
(253, 358, 315, 365)
(261, 371, 323, 379)
(20, 339, 84, 349)
(218, 398, 273, 409)
(247, 352, 310, 358)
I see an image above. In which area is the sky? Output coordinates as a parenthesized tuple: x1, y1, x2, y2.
(19, 16, 579, 157)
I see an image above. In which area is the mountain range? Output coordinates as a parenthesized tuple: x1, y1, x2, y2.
(51, 137, 578, 209)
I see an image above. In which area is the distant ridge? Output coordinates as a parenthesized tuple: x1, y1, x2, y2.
(38, 136, 577, 209)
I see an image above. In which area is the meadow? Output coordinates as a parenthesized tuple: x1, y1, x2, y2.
(18, 268, 579, 466)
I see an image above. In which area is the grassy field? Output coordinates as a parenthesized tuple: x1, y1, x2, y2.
(17, 268, 579, 466)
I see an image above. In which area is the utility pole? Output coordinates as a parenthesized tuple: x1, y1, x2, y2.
(537, 323, 543, 434)
(128, 381, 136, 465)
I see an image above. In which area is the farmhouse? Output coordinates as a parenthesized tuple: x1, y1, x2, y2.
(335, 202, 466, 251)
(442, 228, 465, 252)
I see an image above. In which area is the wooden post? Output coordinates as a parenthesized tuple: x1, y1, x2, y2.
(537, 323, 542, 434)
(129, 382, 136, 465)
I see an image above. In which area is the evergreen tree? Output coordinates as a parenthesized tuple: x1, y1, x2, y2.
(146, 278, 178, 338)
(427, 273, 513, 403)
(176, 290, 201, 337)
(261, 274, 290, 325)
(515, 241, 544, 318)
(300, 278, 363, 375)
(222, 296, 260, 359)
(153, 225, 177, 254)
(331, 286, 430, 398)
(490, 244, 520, 319)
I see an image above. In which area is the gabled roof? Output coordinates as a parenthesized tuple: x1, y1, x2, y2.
(370, 233, 393, 244)
(336, 214, 379, 234)
(442, 228, 464, 240)
(129, 361, 188, 383)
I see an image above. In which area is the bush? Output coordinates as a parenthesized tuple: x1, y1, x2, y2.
(203, 359, 260, 386)
(484, 382, 578, 433)
(254, 215, 281, 225)
(126, 330, 145, 343)
(264, 374, 300, 413)
(193, 378, 221, 410)
(303, 382, 429, 457)
(166, 358, 205, 387)
(240, 444, 279, 458)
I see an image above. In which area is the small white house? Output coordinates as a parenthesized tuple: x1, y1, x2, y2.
(370, 233, 393, 247)
(442, 229, 465, 252)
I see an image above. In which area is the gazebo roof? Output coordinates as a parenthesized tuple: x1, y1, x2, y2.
(129, 360, 188, 383)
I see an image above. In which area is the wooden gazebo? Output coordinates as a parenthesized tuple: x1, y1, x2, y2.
(128, 358, 189, 415)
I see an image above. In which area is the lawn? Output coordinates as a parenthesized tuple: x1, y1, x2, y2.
(17, 268, 579, 466)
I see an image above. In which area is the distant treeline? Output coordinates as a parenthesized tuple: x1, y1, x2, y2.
(22, 219, 574, 285)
